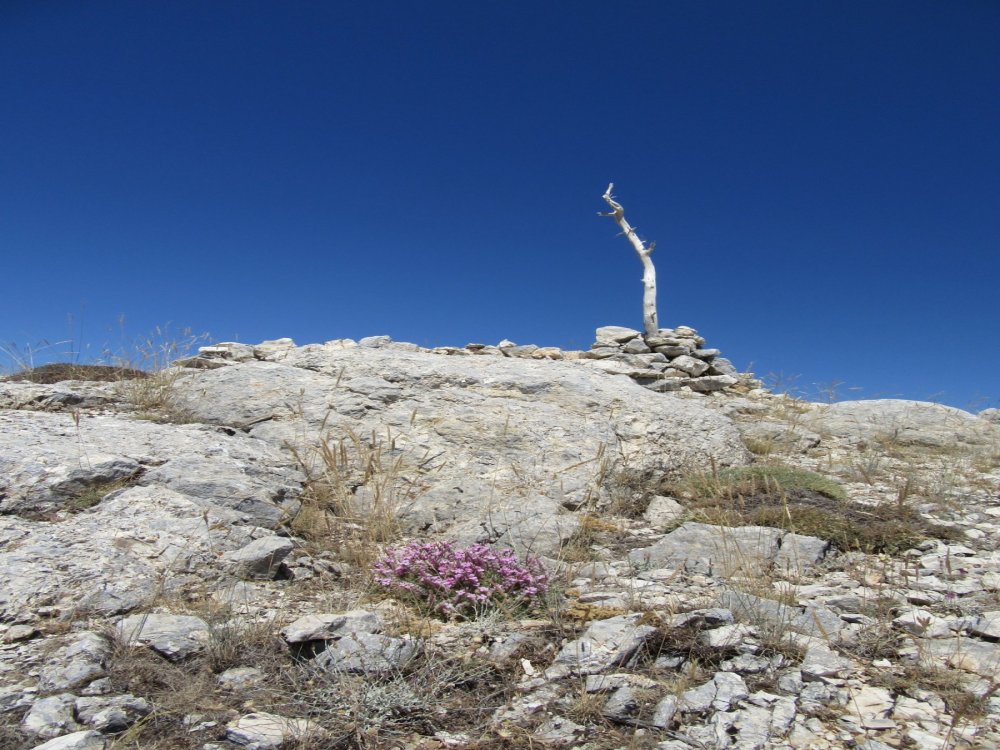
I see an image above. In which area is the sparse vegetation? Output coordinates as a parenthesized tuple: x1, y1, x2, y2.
(287, 426, 426, 571)
(667, 461, 962, 553)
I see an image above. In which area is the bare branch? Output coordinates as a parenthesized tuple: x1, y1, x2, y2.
(600, 184, 659, 336)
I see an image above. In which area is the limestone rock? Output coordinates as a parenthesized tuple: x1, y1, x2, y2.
(27, 731, 108, 750)
(116, 614, 210, 660)
(642, 495, 685, 529)
(217, 667, 266, 690)
(39, 632, 110, 692)
(773, 533, 830, 573)
(75, 694, 151, 732)
(801, 399, 998, 448)
(0, 485, 256, 620)
(893, 607, 954, 638)
(313, 632, 420, 675)
(669, 355, 710, 377)
(799, 640, 854, 679)
(23, 694, 81, 737)
(709, 357, 739, 377)
(594, 326, 641, 344)
(222, 536, 294, 579)
(172, 348, 749, 552)
(225, 711, 323, 749)
(685, 374, 739, 392)
(280, 611, 383, 642)
(551, 614, 656, 674)
(0, 381, 116, 413)
(970, 611, 1000, 639)
(629, 522, 783, 575)
(533, 716, 587, 746)
(978, 408, 1000, 425)
(0, 410, 302, 525)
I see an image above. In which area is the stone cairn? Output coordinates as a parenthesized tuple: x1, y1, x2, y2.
(578, 325, 739, 393)
(188, 325, 740, 395)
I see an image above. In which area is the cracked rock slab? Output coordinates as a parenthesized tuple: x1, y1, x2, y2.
(551, 614, 656, 675)
(116, 614, 210, 660)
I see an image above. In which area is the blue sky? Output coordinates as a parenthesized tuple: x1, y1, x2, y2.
(2, 1, 998, 409)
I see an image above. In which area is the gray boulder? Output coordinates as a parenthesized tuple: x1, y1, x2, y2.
(979, 408, 1000, 425)
(0, 486, 256, 620)
(801, 399, 998, 448)
(628, 522, 784, 576)
(173, 345, 749, 554)
(0, 410, 302, 524)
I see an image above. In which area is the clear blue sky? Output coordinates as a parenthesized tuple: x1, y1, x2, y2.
(2, 1, 998, 409)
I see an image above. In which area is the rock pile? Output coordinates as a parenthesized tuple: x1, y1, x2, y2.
(188, 324, 744, 397)
(580, 324, 740, 393)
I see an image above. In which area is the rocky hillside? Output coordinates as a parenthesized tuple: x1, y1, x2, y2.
(1, 334, 998, 750)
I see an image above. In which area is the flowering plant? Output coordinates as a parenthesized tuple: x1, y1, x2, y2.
(372, 541, 548, 619)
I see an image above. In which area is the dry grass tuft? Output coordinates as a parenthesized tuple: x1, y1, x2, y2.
(287, 426, 426, 571)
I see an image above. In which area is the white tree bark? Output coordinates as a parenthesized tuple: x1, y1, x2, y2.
(600, 183, 659, 337)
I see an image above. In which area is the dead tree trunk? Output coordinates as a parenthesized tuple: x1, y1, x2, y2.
(600, 183, 658, 337)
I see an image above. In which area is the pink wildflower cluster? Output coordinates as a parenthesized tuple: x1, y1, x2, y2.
(372, 540, 548, 618)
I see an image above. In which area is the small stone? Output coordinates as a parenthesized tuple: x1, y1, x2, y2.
(504, 344, 538, 358)
(23, 694, 81, 738)
(652, 344, 692, 357)
(225, 712, 323, 749)
(217, 667, 265, 690)
(773, 534, 829, 571)
(700, 623, 757, 648)
(650, 694, 678, 728)
(27, 731, 107, 750)
(39, 632, 110, 692)
(708, 357, 739, 376)
(551, 614, 656, 675)
(594, 326, 641, 344)
(602, 686, 639, 719)
(116, 614, 210, 661)
(970, 611, 1000, 639)
(222, 536, 294, 578)
(280, 610, 382, 642)
(642, 496, 685, 529)
(893, 607, 954, 638)
(3, 624, 39, 642)
(75, 694, 151, 732)
(800, 642, 853, 680)
(686, 375, 739, 392)
(776, 669, 804, 694)
(712, 672, 750, 710)
(358, 335, 392, 348)
(982, 572, 1000, 591)
(533, 716, 586, 747)
(584, 673, 657, 693)
(313, 632, 420, 675)
(622, 338, 651, 354)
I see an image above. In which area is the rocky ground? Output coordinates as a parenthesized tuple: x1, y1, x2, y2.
(1, 334, 998, 750)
